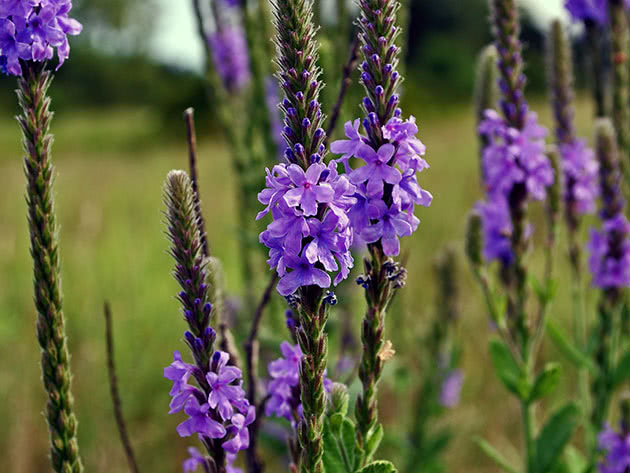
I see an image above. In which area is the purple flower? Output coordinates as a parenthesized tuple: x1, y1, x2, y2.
(476, 199, 514, 265)
(0, 0, 82, 75)
(284, 163, 334, 216)
(350, 143, 402, 197)
(480, 109, 553, 201)
(183, 447, 207, 473)
(598, 423, 630, 473)
(257, 160, 356, 295)
(226, 453, 243, 473)
(587, 215, 630, 289)
(565, 0, 630, 24)
(439, 370, 464, 408)
(266, 342, 333, 422)
(330, 119, 365, 172)
(208, 26, 250, 92)
(164, 351, 195, 396)
(207, 352, 247, 421)
(331, 116, 431, 255)
(560, 139, 599, 216)
(176, 397, 227, 439)
(276, 253, 331, 297)
(222, 406, 255, 453)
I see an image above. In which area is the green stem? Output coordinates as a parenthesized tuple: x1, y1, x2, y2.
(521, 347, 535, 473)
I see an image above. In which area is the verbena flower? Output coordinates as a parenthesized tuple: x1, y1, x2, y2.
(331, 116, 432, 256)
(587, 120, 630, 290)
(439, 370, 464, 408)
(560, 139, 599, 216)
(598, 423, 630, 473)
(257, 161, 356, 296)
(475, 199, 513, 265)
(0, 0, 81, 76)
(565, 0, 630, 24)
(266, 341, 332, 422)
(208, 26, 250, 92)
(479, 109, 553, 201)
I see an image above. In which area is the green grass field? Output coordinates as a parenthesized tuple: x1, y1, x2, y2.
(0, 95, 602, 472)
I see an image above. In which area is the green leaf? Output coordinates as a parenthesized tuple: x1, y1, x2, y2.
(474, 437, 519, 473)
(340, 417, 357, 471)
(529, 363, 561, 402)
(489, 339, 528, 399)
(535, 403, 580, 473)
(356, 460, 398, 473)
(363, 424, 384, 464)
(323, 421, 347, 473)
(546, 320, 596, 373)
(613, 351, 630, 387)
(563, 445, 587, 473)
(329, 412, 345, 435)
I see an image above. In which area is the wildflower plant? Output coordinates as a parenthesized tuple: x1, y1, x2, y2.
(467, 1, 582, 472)
(12, 2, 83, 472)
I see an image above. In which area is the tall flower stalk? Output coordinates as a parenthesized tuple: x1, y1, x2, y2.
(547, 19, 600, 453)
(20, 61, 83, 473)
(11, 2, 83, 471)
(586, 120, 630, 470)
(256, 0, 356, 471)
(163, 171, 255, 473)
(329, 0, 432, 462)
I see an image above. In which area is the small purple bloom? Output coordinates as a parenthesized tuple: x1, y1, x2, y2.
(277, 253, 331, 296)
(350, 143, 402, 197)
(439, 370, 464, 408)
(176, 397, 227, 439)
(476, 199, 514, 265)
(207, 351, 247, 421)
(598, 423, 630, 473)
(164, 351, 195, 396)
(330, 119, 365, 172)
(183, 447, 207, 473)
(222, 406, 255, 453)
(560, 139, 599, 216)
(284, 163, 334, 216)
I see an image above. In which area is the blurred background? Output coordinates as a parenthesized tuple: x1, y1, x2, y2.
(0, 0, 600, 472)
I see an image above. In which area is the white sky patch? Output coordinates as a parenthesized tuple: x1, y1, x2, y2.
(149, 0, 567, 70)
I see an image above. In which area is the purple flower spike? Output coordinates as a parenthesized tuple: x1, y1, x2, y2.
(564, 0, 630, 24)
(0, 0, 82, 75)
(208, 26, 250, 92)
(176, 397, 227, 439)
(207, 352, 246, 421)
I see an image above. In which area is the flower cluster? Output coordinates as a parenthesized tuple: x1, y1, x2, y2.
(565, 0, 630, 25)
(265, 341, 332, 422)
(257, 160, 356, 296)
(330, 116, 432, 256)
(165, 349, 255, 457)
(475, 109, 553, 263)
(588, 215, 630, 288)
(0, 0, 82, 76)
(208, 26, 250, 92)
(183, 447, 242, 473)
(560, 139, 599, 217)
(587, 120, 630, 290)
(598, 423, 630, 473)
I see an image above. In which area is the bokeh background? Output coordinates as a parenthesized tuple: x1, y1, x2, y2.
(0, 0, 602, 472)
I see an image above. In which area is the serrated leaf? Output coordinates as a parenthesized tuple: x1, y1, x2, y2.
(613, 351, 630, 387)
(474, 437, 518, 473)
(356, 460, 398, 473)
(535, 403, 580, 473)
(546, 320, 596, 373)
(364, 423, 384, 464)
(489, 339, 528, 399)
(529, 363, 561, 402)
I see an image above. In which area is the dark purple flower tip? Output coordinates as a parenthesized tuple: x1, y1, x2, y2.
(323, 290, 338, 305)
(194, 298, 201, 306)
(384, 64, 393, 73)
(302, 118, 311, 128)
(283, 98, 291, 108)
(361, 61, 369, 72)
(368, 112, 380, 127)
(363, 97, 376, 112)
(375, 85, 384, 96)
(388, 95, 399, 106)
(287, 107, 297, 117)
(294, 143, 305, 155)
(378, 36, 387, 45)
(313, 128, 325, 140)
(185, 279, 193, 287)
(185, 331, 196, 345)
(296, 91, 304, 101)
(184, 309, 194, 320)
(205, 327, 216, 339)
(310, 153, 322, 163)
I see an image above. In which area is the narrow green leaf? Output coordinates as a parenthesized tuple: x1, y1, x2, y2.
(546, 320, 596, 373)
(489, 339, 528, 399)
(364, 424, 384, 464)
(473, 437, 519, 473)
(340, 417, 356, 471)
(529, 363, 561, 402)
(535, 403, 580, 473)
(356, 460, 398, 473)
